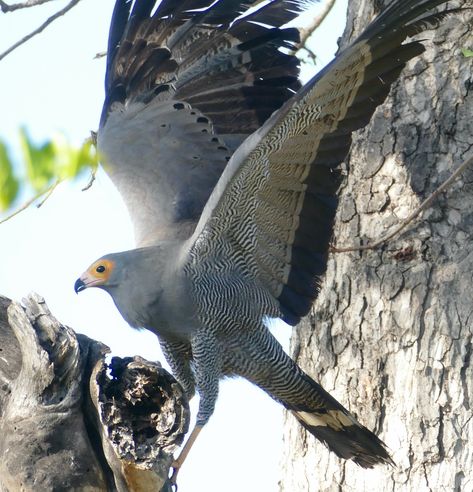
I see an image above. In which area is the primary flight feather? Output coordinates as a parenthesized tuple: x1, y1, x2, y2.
(75, 0, 460, 481)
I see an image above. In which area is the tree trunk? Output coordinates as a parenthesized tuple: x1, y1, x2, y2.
(281, 2, 473, 491)
(0, 294, 189, 492)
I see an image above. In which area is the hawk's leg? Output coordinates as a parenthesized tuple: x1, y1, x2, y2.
(160, 338, 195, 400)
(170, 424, 203, 484)
(170, 331, 221, 484)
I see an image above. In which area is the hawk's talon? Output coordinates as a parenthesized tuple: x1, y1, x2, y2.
(170, 465, 178, 481)
(169, 461, 181, 489)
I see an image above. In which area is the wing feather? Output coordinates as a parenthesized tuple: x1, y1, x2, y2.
(99, 0, 311, 246)
(186, 0, 459, 325)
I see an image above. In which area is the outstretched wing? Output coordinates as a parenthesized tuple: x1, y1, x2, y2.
(186, 0, 456, 325)
(97, 0, 310, 246)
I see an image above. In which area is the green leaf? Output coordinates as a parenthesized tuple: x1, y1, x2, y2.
(56, 136, 98, 179)
(18, 129, 98, 191)
(19, 127, 56, 191)
(0, 130, 98, 217)
(0, 141, 20, 212)
(461, 48, 473, 58)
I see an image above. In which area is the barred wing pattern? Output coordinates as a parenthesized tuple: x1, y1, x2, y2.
(188, 0, 454, 325)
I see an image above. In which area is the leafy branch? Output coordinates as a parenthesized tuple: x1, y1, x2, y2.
(0, 130, 98, 222)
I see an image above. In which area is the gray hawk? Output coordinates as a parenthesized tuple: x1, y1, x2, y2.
(74, 0, 460, 483)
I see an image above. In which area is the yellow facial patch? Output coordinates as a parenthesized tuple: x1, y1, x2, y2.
(88, 258, 115, 283)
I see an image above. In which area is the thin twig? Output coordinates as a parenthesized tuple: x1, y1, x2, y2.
(89, 130, 97, 146)
(82, 166, 97, 191)
(295, 0, 337, 53)
(331, 154, 473, 253)
(0, 0, 55, 12)
(0, 180, 58, 225)
(81, 131, 98, 191)
(0, 0, 81, 61)
(36, 179, 60, 208)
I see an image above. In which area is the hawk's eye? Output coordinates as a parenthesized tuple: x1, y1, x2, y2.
(96, 265, 106, 273)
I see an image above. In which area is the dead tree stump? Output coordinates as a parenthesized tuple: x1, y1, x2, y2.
(0, 293, 189, 492)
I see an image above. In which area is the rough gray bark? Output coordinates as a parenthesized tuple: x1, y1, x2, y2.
(0, 294, 189, 492)
(281, 2, 473, 491)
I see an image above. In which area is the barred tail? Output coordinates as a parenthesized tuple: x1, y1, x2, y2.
(240, 332, 394, 467)
(291, 402, 394, 468)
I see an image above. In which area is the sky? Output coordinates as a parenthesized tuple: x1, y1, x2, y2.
(0, 1, 347, 490)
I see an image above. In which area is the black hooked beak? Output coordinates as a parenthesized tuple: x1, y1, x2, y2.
(74, 278, 86, 294)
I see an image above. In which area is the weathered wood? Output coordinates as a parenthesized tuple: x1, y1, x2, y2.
(281, 2, 473, 491)
(90, 356, 189, 492)
(0, 294, 189, 492)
